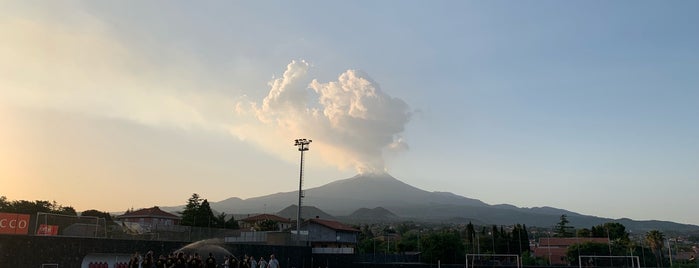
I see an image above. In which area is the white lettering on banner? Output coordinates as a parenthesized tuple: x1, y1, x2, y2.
(0, 218, 29, 229)
(0, 213, 31, 234)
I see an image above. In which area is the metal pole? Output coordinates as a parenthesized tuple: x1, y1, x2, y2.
(294, 139, 311, 241)
(297, 148, 304, 239)
(668, 239, 673, 267)
(418, 230, 421, 263)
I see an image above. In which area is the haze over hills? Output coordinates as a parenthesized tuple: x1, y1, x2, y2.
(210, 173, 486, 214)
(163, 173, 699, 233)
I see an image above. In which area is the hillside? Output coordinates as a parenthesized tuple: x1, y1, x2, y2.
(159, 173, 699, 232)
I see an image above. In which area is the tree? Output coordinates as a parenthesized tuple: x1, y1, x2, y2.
(0, 196, 8, 211)
(356, 224, 376, 254)
(395, 222, 417, 236)
(396, 230, 419, 253)
(0, 198, 76, 216)
(554, 214, 574, 237)
(180, 193, 202, 226)
(513, 224, 530, 255)
(255, 219, 279, 231)
(81, 209, 113, 222)
(55, 205, 77, 216)
(567, 242, 615, 265)
(577, 228, 592, 237)
(465, 222, 477, 253)
(197, 199, 216, 227)
(422, 230, 464, 264)
(224, 214, 239, 229)
(645, 230, 665, 267)
(591, 222, 629, 242)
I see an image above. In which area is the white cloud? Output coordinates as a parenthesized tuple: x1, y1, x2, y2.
(234, 60, 412, 174)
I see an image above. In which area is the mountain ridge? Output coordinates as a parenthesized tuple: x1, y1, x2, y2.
(158, 173, 699, 232)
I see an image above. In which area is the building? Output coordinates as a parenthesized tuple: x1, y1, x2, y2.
(238, 214, 293, 231)
(115, 206, 180, 229)
(533, 237, 610, 265)
(302, 218, 360, 254)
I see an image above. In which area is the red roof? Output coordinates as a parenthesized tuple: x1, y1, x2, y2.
(534, 237, 611, 265)
(240, 214, 292, 223)
(116, 206, 180, 220)
(307, 218, 359, 232)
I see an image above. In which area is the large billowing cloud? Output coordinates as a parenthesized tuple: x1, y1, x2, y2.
(234, 60, 411, 174)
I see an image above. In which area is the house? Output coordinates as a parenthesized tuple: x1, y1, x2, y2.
(238, 214, 293, 231)
(533, 237, 610, 265)
(301, 218, 360, 254)
(115, 206, 180, 229)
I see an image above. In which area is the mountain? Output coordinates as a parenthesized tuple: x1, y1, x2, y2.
(162, 173, 699, 233)
(204, 172, 486, 215)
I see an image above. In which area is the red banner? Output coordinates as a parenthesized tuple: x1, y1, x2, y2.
(37, 224, 59, 235)
(0, 213, 31, 235)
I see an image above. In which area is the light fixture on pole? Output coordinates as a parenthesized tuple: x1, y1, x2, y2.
(294, 138, 311, 240)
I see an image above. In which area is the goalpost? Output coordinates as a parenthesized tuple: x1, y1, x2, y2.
(578, 255, 640, 268)
(466, 254, 521, 268)
(35, 212, 107, 238)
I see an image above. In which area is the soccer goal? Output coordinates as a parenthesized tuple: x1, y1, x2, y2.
(578, 255, 640, 268)
(35, 212, 107, 238)
(466, 254, 521, 268)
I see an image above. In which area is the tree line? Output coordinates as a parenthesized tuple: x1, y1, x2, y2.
(553, 214, 681, 267)
(355, 221, 531, 264)
(2, 195, 691, 267)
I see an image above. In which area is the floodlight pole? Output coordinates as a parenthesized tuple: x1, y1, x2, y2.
(294, 138, 311, 240)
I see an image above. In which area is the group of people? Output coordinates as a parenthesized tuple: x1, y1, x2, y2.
(127, 251, 281, 268)
(222, 254, 280, 268)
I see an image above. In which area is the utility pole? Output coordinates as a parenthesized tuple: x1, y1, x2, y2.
(294, 138, 311, 241)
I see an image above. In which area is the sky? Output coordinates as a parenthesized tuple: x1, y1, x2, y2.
(1, 1, 698, 226)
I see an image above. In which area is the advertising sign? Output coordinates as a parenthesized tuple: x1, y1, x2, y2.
(0, 212, 31, 235)
(37, 224, 59, 236)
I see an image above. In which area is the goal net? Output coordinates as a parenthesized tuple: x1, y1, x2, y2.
(466, 254, 521, 268)
(578, 255, 640, 268)
(35, 212, 107, 238)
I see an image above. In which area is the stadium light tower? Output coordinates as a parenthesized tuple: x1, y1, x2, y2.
(294, 138, 311, 239)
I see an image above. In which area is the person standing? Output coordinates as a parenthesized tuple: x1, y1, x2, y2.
(268, 255, 279, 268)
(258, 257, 268, 268)
(155, 255, 167, 268)
(129, 252, 140, 268)
(249, 255, 257, 268)
(141, 251, 154, 268)
(190, 253, 203, 268)
(230, 255, 239, 268)
(205, 253, 217, 268)
(223, 256, 230, 268)
(174, 252, 187, 268)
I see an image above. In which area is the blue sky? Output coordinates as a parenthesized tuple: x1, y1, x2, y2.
(1, 1, 698, 226)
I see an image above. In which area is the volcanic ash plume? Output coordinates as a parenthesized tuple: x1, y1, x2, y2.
(233, 60, 411, 174)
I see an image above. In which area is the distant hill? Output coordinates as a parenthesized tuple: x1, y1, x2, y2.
(342, 207, 399, 223)
(159, 173, 699, 233)
(276, 205, 336, 220)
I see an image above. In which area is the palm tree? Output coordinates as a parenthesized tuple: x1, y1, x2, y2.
(645, 230, 665, 267)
